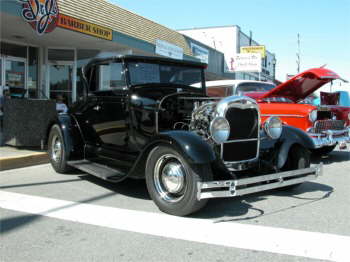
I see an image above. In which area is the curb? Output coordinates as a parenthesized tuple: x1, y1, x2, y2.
(0, 152, 49, 171)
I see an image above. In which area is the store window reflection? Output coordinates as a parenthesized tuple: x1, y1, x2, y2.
(48, 49, 74, 105)
(49, 64, 73, 105)
(5, 60, 26, 98)
(0, 42, 39, 98)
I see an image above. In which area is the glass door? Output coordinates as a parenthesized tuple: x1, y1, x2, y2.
(4, 57, 27, 98)
(0, 57, 3, 88)
(49, 62, 73, 106)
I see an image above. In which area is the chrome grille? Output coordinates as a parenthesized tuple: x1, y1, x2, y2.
(222, 106, 259, 162)
(225, 107, 259, 141)
(314, 120, 345, 133)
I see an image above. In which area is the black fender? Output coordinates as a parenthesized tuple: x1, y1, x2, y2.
(153, 131, 216, 164)
(276, 125, 315, 168)
(49, 114, 84, 161)
(128, 131, 216, 179)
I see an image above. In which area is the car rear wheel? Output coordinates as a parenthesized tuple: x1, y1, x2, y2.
(312, 145, 336, 156)
(48, 124, 72, 173)
(145, 145, 212, 216)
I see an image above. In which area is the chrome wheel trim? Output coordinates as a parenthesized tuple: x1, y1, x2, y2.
(154, 153, 187, 203)
(51, 134, 62, 162)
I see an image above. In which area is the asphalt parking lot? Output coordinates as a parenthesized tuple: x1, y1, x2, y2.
(0, 148, 349, 262)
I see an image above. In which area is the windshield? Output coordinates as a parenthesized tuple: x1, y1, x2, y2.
(127, 62, 204, 88)
(264, 97, 294, 103)
(236, 82, 275, 95)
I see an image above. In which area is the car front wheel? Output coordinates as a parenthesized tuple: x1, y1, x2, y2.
(145, 145, 212, 216)
(281, 144, 310, 190)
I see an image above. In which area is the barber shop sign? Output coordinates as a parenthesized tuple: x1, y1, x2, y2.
(18, 0, 59, 35)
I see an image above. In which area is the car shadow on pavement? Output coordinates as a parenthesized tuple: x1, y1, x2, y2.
(79, 174, 150, 200)
(192, 181, 334, 222)
(0, 178, 82, 190)
(0, 214, 41, 235)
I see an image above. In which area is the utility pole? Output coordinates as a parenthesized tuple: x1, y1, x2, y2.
(296, 33, 301, 73)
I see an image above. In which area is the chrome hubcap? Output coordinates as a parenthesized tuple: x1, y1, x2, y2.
(154, 154, 186, 203)
(51, 135, 62, 162)
(161, 162, 185, 194)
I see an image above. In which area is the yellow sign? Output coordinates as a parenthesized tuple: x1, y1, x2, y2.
(58, 14, 113, 41)
(240, 45, 266, 58)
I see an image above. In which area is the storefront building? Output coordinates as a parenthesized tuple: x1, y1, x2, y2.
(0, 0, 224, 105)
(178, 26, 277, 82)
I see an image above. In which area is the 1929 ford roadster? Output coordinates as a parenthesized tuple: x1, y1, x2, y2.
(48, 55, 321, 216)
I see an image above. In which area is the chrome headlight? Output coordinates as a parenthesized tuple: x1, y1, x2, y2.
(210, 117, 230, 144)
(264, 116, 282, 139)
(309, 109, 318, 122)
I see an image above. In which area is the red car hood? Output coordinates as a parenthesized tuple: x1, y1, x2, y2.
(260, 68, 344, 103)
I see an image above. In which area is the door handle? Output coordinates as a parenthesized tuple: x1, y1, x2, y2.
(93, 105, 101, 111)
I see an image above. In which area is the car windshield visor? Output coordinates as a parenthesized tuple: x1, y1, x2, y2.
(127, 62, 203, 88)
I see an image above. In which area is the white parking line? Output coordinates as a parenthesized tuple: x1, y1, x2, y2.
(1, 190, 349, 261)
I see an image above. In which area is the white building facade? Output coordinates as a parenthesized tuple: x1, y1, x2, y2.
(179, 26, 276, 82)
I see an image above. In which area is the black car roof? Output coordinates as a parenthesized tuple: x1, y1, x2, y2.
(84, 55, 207, 71)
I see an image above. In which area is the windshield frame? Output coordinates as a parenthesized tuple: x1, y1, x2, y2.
(125, 60, 206, 92)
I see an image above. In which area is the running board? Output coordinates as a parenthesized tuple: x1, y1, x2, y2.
(68, 160, 126, 183)
(197, 164, 323, 200)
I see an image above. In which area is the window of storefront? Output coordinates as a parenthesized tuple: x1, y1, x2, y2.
(0, 42, 39, 98)
(0, 42, 26, 58)
(47, 49, 75, 105)
(5, 58, 26, 97)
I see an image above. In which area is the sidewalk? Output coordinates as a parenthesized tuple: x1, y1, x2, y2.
(0, 146, 49, 171)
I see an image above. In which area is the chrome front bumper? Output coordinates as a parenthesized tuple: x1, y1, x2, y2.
(197, 164, 322, 200)
(308, 129, 350, 148)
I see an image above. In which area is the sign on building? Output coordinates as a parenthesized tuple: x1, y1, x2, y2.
(240, 45, 266, 58)
(230, 53, 262, 72)
(58, 14, 113, 41)
(190, 43, 209, 64)
(155, 40, 183, 60)
(19, 0, 59, 35)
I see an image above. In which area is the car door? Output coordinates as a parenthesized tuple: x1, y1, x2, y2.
(74, 61, 136, 167)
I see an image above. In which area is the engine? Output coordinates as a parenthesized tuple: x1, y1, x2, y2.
(189, 101, 216, 139)
(159, 94, 263, 168)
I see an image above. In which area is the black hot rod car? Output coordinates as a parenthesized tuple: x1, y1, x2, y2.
(48, 55, 322, 216)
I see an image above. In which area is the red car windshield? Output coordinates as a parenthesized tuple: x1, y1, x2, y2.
(236, 82, 275, 95)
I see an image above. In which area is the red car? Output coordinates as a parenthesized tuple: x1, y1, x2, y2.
(205, 68, 350, 155)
